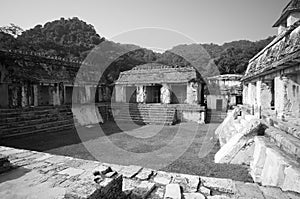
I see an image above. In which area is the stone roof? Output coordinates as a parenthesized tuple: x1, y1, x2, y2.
(115, 63, 202, 85)
(273, 0, 300, 27)
(207, 74, 243, 81)
(242, 20, 300, 81)
(0, 50, 101, 84)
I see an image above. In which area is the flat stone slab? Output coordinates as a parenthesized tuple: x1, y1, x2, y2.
(119, 165, 142, 178)
(164, 184, 181, 199)
(200, 176, 235, 194)
(183, 192, 206, 199)
(153, 171, 172, 185)
(135, 168, 154, 180)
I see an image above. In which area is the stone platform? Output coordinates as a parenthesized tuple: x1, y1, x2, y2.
(0, 146, 299, 198)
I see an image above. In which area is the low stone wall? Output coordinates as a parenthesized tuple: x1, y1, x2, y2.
(1, 146, 298, 198)
(214, 106, 300, 194)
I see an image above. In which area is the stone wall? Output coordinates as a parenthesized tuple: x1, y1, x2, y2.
(1, 146, 298, 199)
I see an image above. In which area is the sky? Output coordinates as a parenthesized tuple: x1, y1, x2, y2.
(0, 0, 290, 50)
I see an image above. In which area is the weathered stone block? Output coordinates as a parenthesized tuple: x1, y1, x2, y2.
(119, 165, 142, 178)
(234, 182, 265, 199)
(153, 171, 172, 185)
(259, 186, 289, 199)
(282, 166, 300, 193)
(200, 177, 235, 194)
(164, 184, 181, 199)
(183, 192, 205, 199)
(135, 168, 154, 180)
(131, 181, 156, 199)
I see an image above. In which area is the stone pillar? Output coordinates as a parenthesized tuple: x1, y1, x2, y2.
(33, 85, 39, 106)
(85, 85, 91, 104)
(63, 85, 67, 105)
(256, 80, 262, 118)
(52, 84, 61, 106)
(186, 82, 198, 105)
(261, 81, 272, 111)
(248, 82, 257, 107)
(160, 84, 171, 104)
(21, 84, 28, 107)
(275, 76, 288, 119)
(136, 85, 146, 103)
(243, 83, 248, 105)
(247, 83, 253, 106)
(115, 85, 125, 103)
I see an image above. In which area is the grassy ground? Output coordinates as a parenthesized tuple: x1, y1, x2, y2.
(1, 121, 253, 182)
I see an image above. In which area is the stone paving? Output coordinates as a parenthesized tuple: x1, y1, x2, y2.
(0, 146, 300, 198)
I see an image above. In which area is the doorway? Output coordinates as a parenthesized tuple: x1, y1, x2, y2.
(216, 99, 223, 111)
(146, 85, 161, 103)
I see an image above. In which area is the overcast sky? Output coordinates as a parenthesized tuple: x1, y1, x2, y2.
(1, 0, 290, 50)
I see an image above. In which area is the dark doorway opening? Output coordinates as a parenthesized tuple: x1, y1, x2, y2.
(146, 85, 161, 103)
(216, 99, 223, 111)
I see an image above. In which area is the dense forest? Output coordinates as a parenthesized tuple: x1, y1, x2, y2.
(0, 17, 275, 78)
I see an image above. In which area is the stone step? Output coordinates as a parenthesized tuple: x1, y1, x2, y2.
(265, 127, 300, 161)
(1, 123, 75, 138)
(0, 111, 73, 123)
(0, 108, 71, 119)
(114, 117, 174, 125)
(251, 136, 300, 193)
(1, 119, 74, 135)
(0, 106, 71, 114)
(0, 115, 74, 130)
(0, 105, 71, 114)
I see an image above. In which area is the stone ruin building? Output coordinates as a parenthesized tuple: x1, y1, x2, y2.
(0, 49, 209, 138)
(242, 0, 300, 122)
(112, 63, 206, 124)
(214, 0, 300, 195)
(206, 74, 243, 111)
(0, 49, 112, 108)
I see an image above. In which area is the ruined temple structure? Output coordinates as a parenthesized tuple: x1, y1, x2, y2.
(213, 1, 300, 194)
(113, 63, 206, 124)
(206, 74, 243, 111)
(242, 0, 300, 122)
(0, 49, 111, 108)
(0, 49, 113, 138)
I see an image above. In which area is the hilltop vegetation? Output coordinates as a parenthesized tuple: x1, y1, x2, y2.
(0, 17, 275, 78)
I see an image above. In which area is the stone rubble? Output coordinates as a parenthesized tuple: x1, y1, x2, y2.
(0, 146, 299, 198)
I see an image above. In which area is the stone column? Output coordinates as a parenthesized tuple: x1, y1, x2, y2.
(136, 85, 146, 103)
(275, 76, 288, 119)
(256, 80, 262, 118)
(85, 85, 91, 104)
(33, 85, 39, 106)
(21, 84, 28, 108)
(51, 84, 60, 106)
(261, 81, 272, 111)
(243, 83, 248, 105)
(186, 82, 198, 105)
(160, 84, 171, 104)
(115, 85, 125, 103)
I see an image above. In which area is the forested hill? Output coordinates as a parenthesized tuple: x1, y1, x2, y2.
(171, 37, 275, 76)
(0, 17, 275, 76)
(0, 17, 104, 59)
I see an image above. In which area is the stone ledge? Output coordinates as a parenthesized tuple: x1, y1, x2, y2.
(265, 126, 300, 160)
(0, 146, 298, 198)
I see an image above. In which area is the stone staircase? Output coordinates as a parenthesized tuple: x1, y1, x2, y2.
(262, 115, 300, 162)
(111, 103, 177, 125)
(0, 106, 75, 138)
(215, 106, 300, 193)
(206, 109, 227, 123)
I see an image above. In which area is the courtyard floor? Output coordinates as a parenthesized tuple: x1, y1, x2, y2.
(1, 121, 253, 182)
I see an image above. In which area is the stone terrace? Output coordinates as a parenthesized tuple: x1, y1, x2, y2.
(1, 146, 299, 199)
